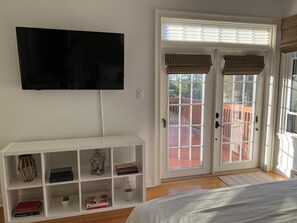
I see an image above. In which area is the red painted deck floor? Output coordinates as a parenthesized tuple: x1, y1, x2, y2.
(168, 126, 249, 169)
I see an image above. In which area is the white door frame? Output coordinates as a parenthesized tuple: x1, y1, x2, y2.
(160, 48, 215, 179)
(154, 9, 279, 184)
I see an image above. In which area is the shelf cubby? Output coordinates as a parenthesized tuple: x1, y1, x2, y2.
(46, 183, 80, 216)
(79, 148, 111, 182)
(7, 187, 44, 222)
(81, 179, 112, 211)
(113, 145, 143, 177)
(113, 175, 144, 207)
(4, 154, 42, 190)
(44, 151, 78, 185)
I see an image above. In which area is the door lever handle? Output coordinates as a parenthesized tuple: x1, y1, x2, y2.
(215, 121, 224, 129)
(162, 118, 167, 128)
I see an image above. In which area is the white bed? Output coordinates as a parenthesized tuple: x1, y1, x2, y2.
(127, 179, 297, 223)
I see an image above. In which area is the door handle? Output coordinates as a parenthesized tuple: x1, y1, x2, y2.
(162, 118, 167, 128)
(215, 121, 224, 128)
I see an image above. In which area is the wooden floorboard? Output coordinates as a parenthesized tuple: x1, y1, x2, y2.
(0, 170, 286, 223)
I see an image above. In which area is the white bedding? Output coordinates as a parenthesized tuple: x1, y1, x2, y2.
(127, 179, 297, 223)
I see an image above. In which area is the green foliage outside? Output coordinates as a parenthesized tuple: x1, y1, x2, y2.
(169, 74, 203, 100)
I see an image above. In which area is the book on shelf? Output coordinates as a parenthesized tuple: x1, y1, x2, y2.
(49, 167, 74, 183)
(115, 162, 139, 175)
(14, 211, 40, 218)
(85, 194, 110, 210)
(14, 200, 41, 218)
(15, 210, 40, 218)
(15, 200, 41, 212)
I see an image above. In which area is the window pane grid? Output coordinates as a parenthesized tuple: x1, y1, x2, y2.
(290, 58, 297, 112)
(168, 74, 205, 170)
(221, 74, 256, 164)
(221, 142, 254, 163)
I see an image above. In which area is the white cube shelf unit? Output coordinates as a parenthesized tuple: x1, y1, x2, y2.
(0, 135, 145, 223)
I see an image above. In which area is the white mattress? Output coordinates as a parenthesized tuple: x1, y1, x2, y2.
(127, 179, 297, 223)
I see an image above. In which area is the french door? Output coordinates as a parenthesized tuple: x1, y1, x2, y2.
(213, 52, 263, 172)
(160, 51, 213, 179)
(160, 50, 264, 179)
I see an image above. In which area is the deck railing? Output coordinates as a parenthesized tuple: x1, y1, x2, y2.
(169, 98, 253, 142)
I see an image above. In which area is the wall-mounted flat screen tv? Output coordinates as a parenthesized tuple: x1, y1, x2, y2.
(16, 27, 124, 90)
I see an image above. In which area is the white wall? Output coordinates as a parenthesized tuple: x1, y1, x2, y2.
(273, 1, 297, 177)
(0, 0, 284, 186)
(282, 0, 297, 17)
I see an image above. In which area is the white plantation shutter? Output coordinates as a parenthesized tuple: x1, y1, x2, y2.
(161, 18, 272, 46)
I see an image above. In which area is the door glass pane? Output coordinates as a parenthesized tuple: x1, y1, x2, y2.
(193, 80, 203, 100)
(168, 147, 178, 169)
(168, 127, 178, 147)
(221, 74, 257, 164)
(168, 75, 179, 100)
(180, 127, 190, 147)
(191, 146, 201, 167)
(223, 76, 233, 102)
(233, 82, 243, 102)
(231, 143, 240, 162)
(169, 105, 179, 125)
(191, 127, 202, 146)
(242, 142, 252, 161)
(180, 147, 190, 168)
(290, 59, 297, 112)
(181, 105, 191, 125)
(192, 104, 203, 125)
(168, 74, 205, 170)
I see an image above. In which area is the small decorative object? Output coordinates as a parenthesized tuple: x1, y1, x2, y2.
(49, 167, 74, 183)
(89, 149, 106, 175)
(123, 177, 135, 202)
(85, 194, 110, 210)
(18, 154, 37, 182)
(62, 196, 70, 207)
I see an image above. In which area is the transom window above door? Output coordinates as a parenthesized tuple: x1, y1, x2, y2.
(161, 18, 273, 46)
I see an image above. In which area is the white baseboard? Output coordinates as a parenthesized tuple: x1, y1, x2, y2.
(146, 178, 155, 188)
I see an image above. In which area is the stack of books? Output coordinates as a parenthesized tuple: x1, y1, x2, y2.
(115, 162, 139, 175)
(49, 167, 74, 183)
(85, 194, 110, 210)
(14, 200, 41, 218)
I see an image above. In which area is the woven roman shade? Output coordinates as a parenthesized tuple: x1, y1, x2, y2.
(165, 54, 212, 74)
(223, 55, 265, 75)
(280, 14, 297, 53)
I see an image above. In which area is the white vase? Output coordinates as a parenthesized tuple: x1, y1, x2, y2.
(62, 200, 69, 207)
(62, 197, 70, 207)
(123, 188, 134, 201)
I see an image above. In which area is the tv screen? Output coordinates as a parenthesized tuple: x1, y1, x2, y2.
(16, 27, 124, 90)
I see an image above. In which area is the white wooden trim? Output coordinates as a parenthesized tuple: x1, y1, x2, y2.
(155, 9, 279, 182)
(154, 10, 162, 186)
(155, 9, 279, 25)
(145, 178, 155, 188)
(259, 22, 280, 172)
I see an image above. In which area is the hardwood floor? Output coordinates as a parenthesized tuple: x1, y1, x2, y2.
(0, 170, 286, 223)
